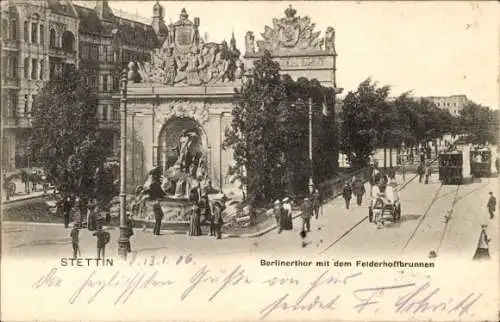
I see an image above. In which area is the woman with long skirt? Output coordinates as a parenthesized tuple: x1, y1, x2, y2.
(473, 224, 491, 260)
(188, 203, 202, 236)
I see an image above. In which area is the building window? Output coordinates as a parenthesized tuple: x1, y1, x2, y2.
(24, 58, 29, 79)
(106, 46, 114, 62)
(7, 56, 18, 78)
(24, 21, 29, 41)
(10, 19, 17, 40)
(24, 95, 29, 114)
(91, 44, 99, 61)
(113, 106, 119, 120)
(49, 29, 56, 48)
(102, 105, 108, 121)
(32, 95, 37, 110)
(31, 59, 37, 79)
(6, 94, 18, 117)
(90, 76, 97, 89)
(2, 19, 8, 39)
(102, 75, 108, 92)
(39, 59, 44, 80)
(101, 45, 107, 62)
(31, 22, 38, 43)
(112, 76, 119, 91)
(39, 24, 44, 44)
(49, 61, 55, 79)
(80, 43, 89, 59)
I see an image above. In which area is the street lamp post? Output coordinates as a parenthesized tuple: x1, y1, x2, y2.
(117, 68, 129, 259)
(401, 141, 406, 181)
(308, 97, 314, 194)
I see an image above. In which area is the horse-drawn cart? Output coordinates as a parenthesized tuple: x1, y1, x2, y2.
(368, 182, 401, 226)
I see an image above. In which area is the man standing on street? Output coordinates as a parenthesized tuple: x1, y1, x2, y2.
(487, 192, 496, 219)
(353, 180, 366, 206)
(70, 225, 81, 259)
(342, 183, 352, 209)
(417, 163, 425, 183)
(153, 200, 164, 236)
(213, 203, 224, 239)
(301, 197, 313, 233)
(93, 225, 110, 259)
(63, 197, 72, 228)
(424, 163, 431, 184)
(312, 189, 321, 219)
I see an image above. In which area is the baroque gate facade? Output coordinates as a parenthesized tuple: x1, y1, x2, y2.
(122, 6, 340, 193)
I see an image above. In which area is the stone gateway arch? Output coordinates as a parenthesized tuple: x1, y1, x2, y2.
(120, 6, 340, 196)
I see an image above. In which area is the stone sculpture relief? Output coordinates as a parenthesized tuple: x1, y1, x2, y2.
(136, 8, 243, 86)
(154, 101, 210, 132)
(245, 4, 337, 56)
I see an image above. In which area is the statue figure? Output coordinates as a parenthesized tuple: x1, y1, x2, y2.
(198, 45, 217, 83)
(235, 60, 244, 79)
(127, 61, 142, 83)
(211, 42, 230, 82)
(174, 54, 188, 84)
(324, 26, 335, 53)
(162, 46, 177, 85)
(245, 31, 255, 55)
(176, 130, 197, 171)
(185, 46, 202, 85)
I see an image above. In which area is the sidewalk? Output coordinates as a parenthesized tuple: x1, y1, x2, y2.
(2, 178, 53, 205)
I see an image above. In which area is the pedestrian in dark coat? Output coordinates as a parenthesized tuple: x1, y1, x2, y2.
(312, 189, 321, 219)
(212, 203, 224, 239)
(417, 163, 425, 183)
(152, 200, 164, 235)
(388, 167, 396, 180)
(63, 197, 72, 228)
(70, 225, 80, 259)
(277, 202, 286, 234)
(273, 200, 281, 224)
(353, 181, 366, 206)
(342, 184, 352, 209)
(301, 198, 313, 232)
(93, 225, 110, 259)
(473, 224, 490, 260)
(487, 192, 496, 219)
(21, 171, 29, 193)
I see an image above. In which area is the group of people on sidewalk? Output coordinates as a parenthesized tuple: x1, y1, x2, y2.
(417, 162, 432, 184)
(151, 191, 225, 239)
(273, 190, 321, 234)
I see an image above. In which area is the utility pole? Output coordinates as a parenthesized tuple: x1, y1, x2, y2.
(117, 68, 129, 259)
(308, 97, 314, 194)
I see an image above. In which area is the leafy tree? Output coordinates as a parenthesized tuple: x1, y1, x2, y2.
(459, 102, 498, 144)
(339, 78, 390, 168)
(29, 68, 108, 202)
(224, 50, 287, 209)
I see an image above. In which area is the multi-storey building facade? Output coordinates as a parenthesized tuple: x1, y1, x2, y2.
(422, 95, 469, 116)
(1, 0, 160, 171)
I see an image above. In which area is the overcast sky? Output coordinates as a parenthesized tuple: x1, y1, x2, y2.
(100, 1, 498, 108)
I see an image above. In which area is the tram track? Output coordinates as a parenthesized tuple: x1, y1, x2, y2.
(319, 171, 422, 254)
(319, 158, 441, 254)
(401, 183, 447, 252)
(402, 177, 492, 254)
